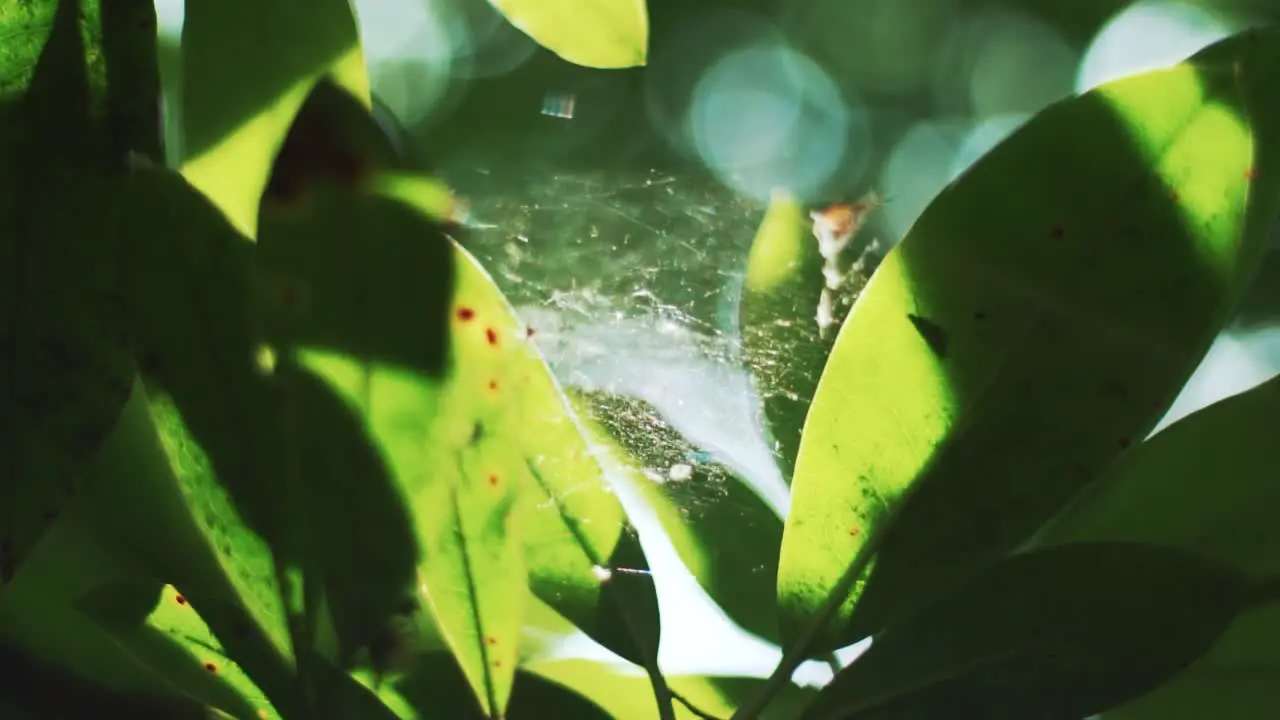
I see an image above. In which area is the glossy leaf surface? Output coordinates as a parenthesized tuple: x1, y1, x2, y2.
(778, 27, 1280, 651)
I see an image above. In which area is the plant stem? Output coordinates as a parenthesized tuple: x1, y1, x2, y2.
(671, 688, 725, 720)
(729, 516, 894, 720)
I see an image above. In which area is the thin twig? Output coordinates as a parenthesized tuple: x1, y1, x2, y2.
(671, 688, 725, 720)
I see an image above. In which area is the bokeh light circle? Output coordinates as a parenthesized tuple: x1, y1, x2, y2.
(688, 43, 851, 202)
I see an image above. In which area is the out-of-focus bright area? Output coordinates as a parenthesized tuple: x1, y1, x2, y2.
(156, 0, 1280, 685)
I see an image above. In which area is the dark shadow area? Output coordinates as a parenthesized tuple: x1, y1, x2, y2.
(0, 638, 209, 719)
(281, 361, 419, 667)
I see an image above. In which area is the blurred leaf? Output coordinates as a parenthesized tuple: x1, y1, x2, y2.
(570, 388, 784, 644)
(487, 0, 648, 69)
(0, 492, 205, 701)
(528, 659, 818, 720)
(778, 27, 1280, 652)
(1100, 604, 1280, 720)
(178, 0, 368, 237)
(1, 0, 134, 586)
(1027, 374, 1280, 719)
(802, 543, 1257, 720)
(0, 637, 208, 720)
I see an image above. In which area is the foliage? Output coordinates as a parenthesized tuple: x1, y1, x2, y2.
(2, 1, 1279, 719)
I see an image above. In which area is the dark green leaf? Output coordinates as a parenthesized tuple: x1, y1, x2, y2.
(802, 543, 1256, 720)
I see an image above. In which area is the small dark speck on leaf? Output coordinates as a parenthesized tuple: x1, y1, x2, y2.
(456, 307, 475, 321)
(486, 327, 499, 346)
(470, 422, 485, 444)
(1050, 225, 1064, 240)
(907, 313, 949, 358)
(1118, 437, 1132, 449)
(974, 310, 987, 321)
(204, 662, 218, 673)
(176, 594, 187, 605)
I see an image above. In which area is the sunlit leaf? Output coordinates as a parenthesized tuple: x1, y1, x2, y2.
(1027, 374, 1280, 720)
(0, 0, 133, 586)
(260, 175, 524, 717)
(84, 582, 280, 719)
(487, 0, 648, 69)
(178, 0, 369, 237)
(375, 181, 667, 680)
(528, 659, 819, 720)
(570, 388, 785, 644)
(778, 27, 1280, 652)
(802, 543, 1258, 720)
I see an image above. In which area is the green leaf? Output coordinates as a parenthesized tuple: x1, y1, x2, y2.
(261, 175, 524, 717)
(376, 182, 668, 678)
(528, 659, 819, 720)
(1100, 604, 1280, 720)
(1, 0, 133, 587)
(487, 0, 648, 69)
(801, 543, 1257, 720)
(1031, 373, 1280, 577)
(85, 582, 281, 719)
(0, 637, 208, 720)
(570, 388, 785, 645)
(177, 0, 369, 237)
(390, 652, 615, 719)
(1026, 374, 1280, 720)
(777, 27, 1280, 651)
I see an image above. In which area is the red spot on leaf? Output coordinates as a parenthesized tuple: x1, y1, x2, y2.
(486, 327, 499, 346)
(456, 307, 475, 321)
(175, 594, 188, 605)
(204, 662, 218, 673)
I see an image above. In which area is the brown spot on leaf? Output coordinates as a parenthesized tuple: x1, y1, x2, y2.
(525, 326, 536, 339)
(456, 307, 476, 322)
(1050, 225, 1064, 240)
(487, 474, 499, 487)
(175, 594, 187, 605)
(1245, 167, 1255, 180)
(1118, 437, 1132, 449)
(486, 327, 499, 346)
(485, 636, 497, 646)
(204, 662, 218, 673)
